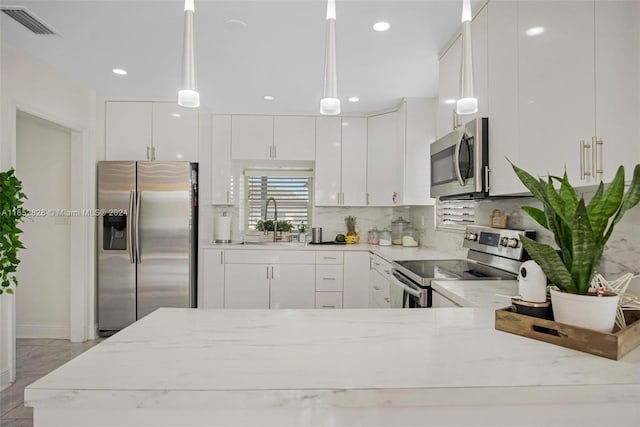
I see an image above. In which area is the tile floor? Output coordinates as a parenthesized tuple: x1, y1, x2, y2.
(0, 338, 103, 427)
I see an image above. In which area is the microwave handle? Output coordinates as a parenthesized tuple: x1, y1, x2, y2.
(454, 137, 465, 186)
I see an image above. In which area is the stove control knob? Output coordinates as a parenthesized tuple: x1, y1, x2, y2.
(507, 238, 520, 248)
(468, 233, 478, 242)
(499, 237, 509, 247)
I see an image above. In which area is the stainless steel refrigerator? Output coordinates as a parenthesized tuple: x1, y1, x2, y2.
(97, 161, 197, 335)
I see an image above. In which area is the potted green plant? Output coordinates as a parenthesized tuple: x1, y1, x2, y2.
(0, 168, 27, 296)
(511, 163, 640, 331)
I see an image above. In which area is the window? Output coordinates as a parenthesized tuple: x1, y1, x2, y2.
(436, 199, 476, 230)
(243, 169, 312, 230)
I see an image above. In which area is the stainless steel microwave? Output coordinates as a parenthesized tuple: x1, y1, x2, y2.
(430, 117, 489, 200)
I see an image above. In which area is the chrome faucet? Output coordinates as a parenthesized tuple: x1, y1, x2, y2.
(265, 197, 278, 242)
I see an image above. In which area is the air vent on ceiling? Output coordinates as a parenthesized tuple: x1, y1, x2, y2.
(1, 6, 56, 35)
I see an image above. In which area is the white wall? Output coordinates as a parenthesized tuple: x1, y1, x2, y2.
(15, 112, 72, 339)
(0, 42, 102, 389)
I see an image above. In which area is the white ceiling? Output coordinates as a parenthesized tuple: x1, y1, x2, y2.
(0, 0, 477, 115)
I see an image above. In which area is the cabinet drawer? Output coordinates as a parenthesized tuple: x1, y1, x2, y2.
(371, 285, 390, 308)
(315, 265, 344, 291)
(224, 250, 315, 264)
(315, 251, 344, 265)
(315, 292, 343, 309)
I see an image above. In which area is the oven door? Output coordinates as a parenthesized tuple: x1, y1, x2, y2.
(390, 270, 431, 308)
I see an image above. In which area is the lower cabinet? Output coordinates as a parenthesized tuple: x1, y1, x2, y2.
(224, 264, 271, 309)
(270, 264, 315, 309)
(369, 254, 391, 308)
(202, 249, 224, 308)
(315, 292, 343, 309)
(343, 252, 370, 308)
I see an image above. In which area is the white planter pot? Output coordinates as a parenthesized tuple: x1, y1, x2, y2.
(550, 289, 620, 332)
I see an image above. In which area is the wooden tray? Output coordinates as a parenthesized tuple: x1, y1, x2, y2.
(495, 307, 640, 360)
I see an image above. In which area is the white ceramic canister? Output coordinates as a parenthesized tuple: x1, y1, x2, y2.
(518, 260, 547, 303)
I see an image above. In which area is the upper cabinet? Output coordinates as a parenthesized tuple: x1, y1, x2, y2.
(367, 111, 401, 206)
(400, 98, 437, 206)
(211, 115, 234, 205)
(436, 4, 488, 139)
(105, 101, 198, 162)
(231, 115, 315, 161)
(315, 117, 367, 206)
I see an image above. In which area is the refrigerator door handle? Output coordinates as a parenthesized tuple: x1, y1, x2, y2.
(128, 191, 135, 264)
(135, 191, 142, 264)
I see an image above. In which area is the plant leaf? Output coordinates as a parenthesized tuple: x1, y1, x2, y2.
(604, 164, 640, 244)
(589, 166, 625, 243)
(571, 199, 597, 294)
(557, 171, 578, 221)
(510, 162, 546, 202)
(521, 206, 548, 229)
(520, 236, 576, 293)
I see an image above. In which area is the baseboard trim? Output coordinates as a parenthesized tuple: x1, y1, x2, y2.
(17, 324, 69, 339)
(0, 367, 11, 391)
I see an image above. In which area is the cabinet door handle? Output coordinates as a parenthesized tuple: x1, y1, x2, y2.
(220, 251, 223, 264)
(274, 145, 277, 159)
(152, 146, 156, 160)
(580, 140, 592, 180)
(321, 305, 336, 309)
(594, 137, 603, 176)
(322, 277, 337, 281)
(266, 266, 269, 280)
(366, 193, 370, 206)
(323, 256, 337, 260)
(146, 146, 150, 161)
(226, 190, 230, 204)
(271, 265, 274, 279)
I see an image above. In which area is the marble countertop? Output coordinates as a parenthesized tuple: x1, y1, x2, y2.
(26, 303, 640, 412)
(432, 280, 519, 309)
(202, 242, 460, 263)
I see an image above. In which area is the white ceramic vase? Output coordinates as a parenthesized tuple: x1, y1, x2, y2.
(550, 289, 620, 332)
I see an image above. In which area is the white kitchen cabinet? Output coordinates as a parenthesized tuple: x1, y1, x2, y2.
(105, 101, 198, 162)
(224, 264, 270, 309)
(231, 115, 274, 160)
(315, 265, 343, 292)
(436, 4, 488, 140)
(211, 115, 234, 205)
(343, 252, 370, 308)
(273, 116, 315, 161)
(314, 117, 367, 207)
(151, 103, 198, 161)
(401, 98, 437, 206)
(224, 250, 316, 309)
(202, 249, 224, 308)
(367, 112, 401, 206)
(369, 254, 391, 308)
(594, 0, 640, 183)
(314, 117, 342, 206)
(487, 0, 521, 195)
(315, 251, 343, 265)
(270, 264, 315, 309)
(315, 292, 343, 309)
(517, 1, 595, 186)
(105, 101, 152, 160)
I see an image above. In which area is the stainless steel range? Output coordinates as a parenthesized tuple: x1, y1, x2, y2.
(391, 226, 535, 308)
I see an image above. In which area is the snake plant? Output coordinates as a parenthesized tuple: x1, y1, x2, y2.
(512, 163, 640, 295)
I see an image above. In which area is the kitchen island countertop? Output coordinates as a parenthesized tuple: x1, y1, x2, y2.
(25, 290, 640, 426)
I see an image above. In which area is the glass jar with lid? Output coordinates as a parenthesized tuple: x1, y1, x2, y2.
(391, 217, 410, 245)
(367, 228, 379, 245)
(378, 228, 392, 246)
(402, 227, 420, 247)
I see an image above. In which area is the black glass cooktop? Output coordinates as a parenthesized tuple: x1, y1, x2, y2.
(394, 259, 516, 284)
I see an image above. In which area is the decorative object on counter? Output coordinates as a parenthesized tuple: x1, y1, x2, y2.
(0, 168, 27, 296)
(511, 162, 640, 332)
(345, 215, 359, 244)
(320, 0, 340, 115)
(591, 273, 640, 330)
(401, 226, 419, 247)
(495, 307, 640, 360)
(367, 228, 379, 245)
(489, 209, 506, 229)
(517, 260, 547, 303)
(378, 228, 392, 246)
(391, 216, 410, 245)
(510, 298, 552, 320)
(297, 224, 307, 243)
(311, 227, 323, 244)
(335, 233, 346, 243)
(178, 0, 200, 108)
(214, 212, 231, 243)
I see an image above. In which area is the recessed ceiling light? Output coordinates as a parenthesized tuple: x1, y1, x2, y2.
(348, 97, 359, 103)
(112, 68, 127, 75)
(443, 99, 457, 105)
(263, 95, 275, 101)
(373, 22, 390, 32)
(526, 26, 545, 36)
(171, 113, 181, 118)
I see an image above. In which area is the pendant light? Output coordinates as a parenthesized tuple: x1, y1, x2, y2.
(456, 0, 477, 115)
(320, 0, 340, 115)
(178, 0, 199, 108)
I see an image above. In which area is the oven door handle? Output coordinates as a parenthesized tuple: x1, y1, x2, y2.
(391, 271, 422, 298)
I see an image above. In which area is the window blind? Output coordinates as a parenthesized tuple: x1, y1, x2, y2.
(244, 170, 312, 230)
(436, 199, 476, 229)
